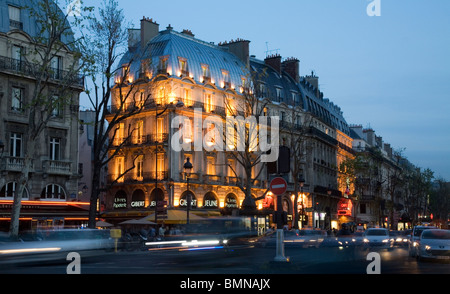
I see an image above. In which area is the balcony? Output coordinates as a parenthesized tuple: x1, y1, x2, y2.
(111, 133, 169, 148)
(0, 156, 34, 172)
(107, 171, 168, 184)
(0, 56, 84, 88)
(203, 175, 221, 183)
(43, 160, 72, 175)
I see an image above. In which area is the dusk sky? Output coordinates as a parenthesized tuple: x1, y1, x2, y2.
(80, 0, 450, 180)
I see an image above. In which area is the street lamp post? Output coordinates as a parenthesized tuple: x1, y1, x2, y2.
(183, 157, 193, 226)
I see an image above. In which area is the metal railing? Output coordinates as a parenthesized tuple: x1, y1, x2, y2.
(0, 56, 84, 87)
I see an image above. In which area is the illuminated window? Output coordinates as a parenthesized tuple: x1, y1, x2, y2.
(116, 156, 124, 182)
(134, 120, 144, 144)
(178, 57, 188, 76)
(114, 123, 125, 146)
(159, 57, 168, 73)
(205, 122, 216, 147)
(156, 117, 164, 142)
(227, 159, 235, 177)
(205, 93, 213, 112)
(183, 88, 192, 107)
(222, 70, 230, 88)
(183, 118, 193, 143)
(135, 155, 144, 180)
(156, 153, 165, 180)
(201, 64, 210, 82)
(206, 157, 215, 175)
(136, 90, 145, 108)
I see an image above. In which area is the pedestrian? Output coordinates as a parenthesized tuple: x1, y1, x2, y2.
(158, 225, 165, 239)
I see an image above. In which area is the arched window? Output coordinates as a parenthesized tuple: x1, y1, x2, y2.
(203, 192, 218, 208)
(40, 184, 66, 200)
(0, 182, 29, 199)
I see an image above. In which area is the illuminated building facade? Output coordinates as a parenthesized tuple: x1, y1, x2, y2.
(0, 0, 86, 231)
(102, 17, 354, 231)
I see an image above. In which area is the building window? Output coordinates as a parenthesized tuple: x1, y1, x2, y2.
(51, 56, 62, 79)
(178, 57, 188, 76)
(0, 182, 29, 199)
(206, 156, 215, 175)
(135, 155, 144, 181)
(201, 64, 210, 82)
(11, 87, 23, 112)
(156, 153, 165, 180)
(159, 56, 168, 73)
(51, 95, 62, 117)
(114, 123, 125, 146)
(222, 70, 230, 88)
(41, 184, 66, 200)
(8, 5, 22, 30)
(49, 137, 61, 161)
(9, 133, 22, 157)
(205, 93, 213, 112)
(134, 120, 144, 144)
(183, 88, 192, 107)
(116, 156, 124, 182)
(227, 159, 235, 177)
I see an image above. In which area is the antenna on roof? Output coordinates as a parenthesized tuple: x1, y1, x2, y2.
(265, 42, 279, 57)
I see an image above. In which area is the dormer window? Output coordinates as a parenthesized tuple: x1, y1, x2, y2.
(8, 5, 22, 30)
(201, 64, 210, 83)
(178, 57, 188, 77)
(159, 56, 169, 74)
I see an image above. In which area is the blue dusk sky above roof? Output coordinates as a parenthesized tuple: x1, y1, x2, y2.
(78, 0, 450, 180)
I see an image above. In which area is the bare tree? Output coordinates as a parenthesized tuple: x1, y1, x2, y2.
(81, 0, 158, 228)
(221, 69, 273, 212)
(8, 0, 88, 238)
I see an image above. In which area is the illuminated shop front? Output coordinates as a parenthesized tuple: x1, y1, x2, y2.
(0, 199, 90, 231)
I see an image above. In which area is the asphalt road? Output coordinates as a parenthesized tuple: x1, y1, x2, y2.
(1, 245, 448, 275)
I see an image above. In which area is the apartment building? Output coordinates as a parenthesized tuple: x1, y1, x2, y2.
(0, 0, 85, 231)
(102, 18, 354, 230)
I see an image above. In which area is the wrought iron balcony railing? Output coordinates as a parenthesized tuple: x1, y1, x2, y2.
(0, 56, 84, 88)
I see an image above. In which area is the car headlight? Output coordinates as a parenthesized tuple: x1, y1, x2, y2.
(396, 238, 402, 242)
(363, 238, 369, 243)
(413, 242, 418, 247)
(382, 239, 389, 243)
(425, 245, 431, 251)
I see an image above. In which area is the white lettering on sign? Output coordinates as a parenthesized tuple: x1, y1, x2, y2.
(131, 201, 145, 208)
(271, 184, 286, 189)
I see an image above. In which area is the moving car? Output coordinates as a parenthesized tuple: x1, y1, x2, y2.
(363, 228, 393, 250)
(415, 229, 450, 261)
(408, 225, 438, 257)
(0, 229, 114, 265)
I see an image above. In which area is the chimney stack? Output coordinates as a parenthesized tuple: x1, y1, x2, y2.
(219, 38, 250, 68)
(282, 57, 300, 83)
(264, 54, 282, 74)
(140, 17, 159, 50)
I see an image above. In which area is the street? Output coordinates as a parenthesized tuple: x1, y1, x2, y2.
(1, 245, 448, 275)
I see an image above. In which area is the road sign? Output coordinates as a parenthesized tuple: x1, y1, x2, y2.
(270, 177, 287, 195)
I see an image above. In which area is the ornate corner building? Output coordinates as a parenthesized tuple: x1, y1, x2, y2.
(102, 18, 355, 231)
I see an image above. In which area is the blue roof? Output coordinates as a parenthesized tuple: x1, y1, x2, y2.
(125, 28, 249, 88)
(0, 0, 75, 47)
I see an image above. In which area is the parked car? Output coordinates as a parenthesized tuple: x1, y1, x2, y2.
(294, 229, 327, 248)
(415, 229, 450, 261)
(363, 228, 393, 250)
(408, 226, 438, 257)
